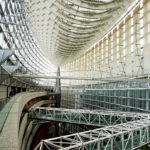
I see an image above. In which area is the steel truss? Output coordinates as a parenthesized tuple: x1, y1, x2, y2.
(35, 119, 150, 150)
(30, 107, 150, 127)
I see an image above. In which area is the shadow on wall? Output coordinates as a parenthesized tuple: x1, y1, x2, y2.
(9, 87, 26, 97)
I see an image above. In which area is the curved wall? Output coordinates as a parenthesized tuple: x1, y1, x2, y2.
(0, 92, 48, 150)
(19, 99, 56, 150)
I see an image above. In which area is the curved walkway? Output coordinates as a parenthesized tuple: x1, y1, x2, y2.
(20, 100, 56, 150)
(0, 91, 48, 150)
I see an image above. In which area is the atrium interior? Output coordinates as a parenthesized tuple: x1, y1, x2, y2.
(0, 0, 150, 150)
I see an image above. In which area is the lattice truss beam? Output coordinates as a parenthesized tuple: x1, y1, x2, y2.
(30, 107, 150, 126)
(27, 0, 136, 65)
(35, 119, 150, 150)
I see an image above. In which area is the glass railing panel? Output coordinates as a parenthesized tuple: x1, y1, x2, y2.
(0, 97, 14, 133)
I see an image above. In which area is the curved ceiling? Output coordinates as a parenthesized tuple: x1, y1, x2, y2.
(27, 0, 135, 66)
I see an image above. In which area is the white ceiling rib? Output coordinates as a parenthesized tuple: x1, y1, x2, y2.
(28, 0, 135, 66)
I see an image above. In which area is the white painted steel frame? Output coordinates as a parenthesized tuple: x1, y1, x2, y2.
(35, 119, 150, 150)
(30, 107, 150, 127)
